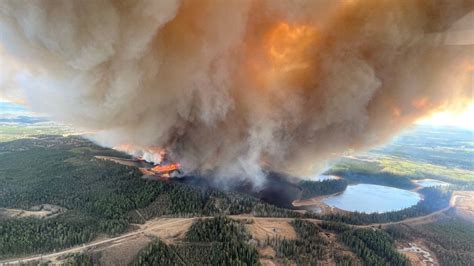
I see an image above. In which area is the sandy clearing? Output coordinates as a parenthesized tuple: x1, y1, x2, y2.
(258, 246, 276, 258)
(245, 218, 297, 241)
(0, 217, 196, 265)
(0, 209, 51, 219)
(145, 218, 194, 239)
(259, 259, 278, 266)
(94, 235, 154, 266)
(398, 241, 438, 266)
(451, 191, 474, 221)
(0, 205, 65, 220)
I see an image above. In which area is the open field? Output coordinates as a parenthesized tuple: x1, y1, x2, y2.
(246, 218, 297, 241)
(0, 204, 65, 220)
(451, 191, 474, 220)
(397, 241, 438, 266)
(0, 124, 73, 142)
(0, 217, 195, 265)
(328, 126, 474, 183)
(378, 157, 474, 182)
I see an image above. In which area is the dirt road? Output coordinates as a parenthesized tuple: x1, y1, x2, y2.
(1, 194, 463, 265)
(0, 218, 195, 265)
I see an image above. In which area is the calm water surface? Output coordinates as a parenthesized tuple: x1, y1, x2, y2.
(322, 184, 421, 213)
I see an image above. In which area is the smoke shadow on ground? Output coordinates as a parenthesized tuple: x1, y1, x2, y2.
(97, 156, 302, 208)
(174, 172, 302, 209)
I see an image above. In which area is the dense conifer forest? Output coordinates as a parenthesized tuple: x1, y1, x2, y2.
(132, 217, 259, 265)
(322, 221, 409, 266)
(267, 219, 330, 265)
(299, 179, 348, 199)
(387, 216, 474, 266)
(0, 136, 294, 258)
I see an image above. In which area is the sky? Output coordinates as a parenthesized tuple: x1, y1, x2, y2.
(417, 102, 474, 130)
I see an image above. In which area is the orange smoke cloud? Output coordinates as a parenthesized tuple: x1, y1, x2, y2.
(0, 0, 473, 185)
(265, 22, 317, 71)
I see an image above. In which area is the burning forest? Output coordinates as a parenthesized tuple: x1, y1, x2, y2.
(0, 0, 473, 186)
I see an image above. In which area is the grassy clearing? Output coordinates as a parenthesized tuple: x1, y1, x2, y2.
(378, 157, 473, 182)
(0, 124, 72, 142)
(329, 156, 473, 184)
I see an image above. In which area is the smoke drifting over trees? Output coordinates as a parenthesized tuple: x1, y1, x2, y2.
(0, 0, 472, 185)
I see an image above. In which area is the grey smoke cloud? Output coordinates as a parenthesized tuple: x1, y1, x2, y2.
(0, 0, 472, 185)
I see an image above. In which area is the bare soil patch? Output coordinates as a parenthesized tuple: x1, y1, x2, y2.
(246, 218, 297, 241)
(144, 218, 194, 240)
(292, 194, 345, 215)
(258, 246, 276, 258)
(0, 204, 65, 220)
(397, 241, 438, 266)
(95, 234, 154, 266)
(452, 191, 474, 221)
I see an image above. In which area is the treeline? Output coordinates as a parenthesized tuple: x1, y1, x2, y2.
(327, 160, 415, 190)
(339, 229, 409, 266)
(132, 217, 259, 265)
(186, 216, 249, 242)
(0, 214, 95, 258)
(267, 219, 329, 265)
(132, 239, 183, 266)
(299, 179, 348, 199)
(0, 136, 292, 258)
(64, 252, 95, 266)
(387, 217, 474, 266)
(320, 187, 451, 224)
(185, 216, 259, 265)
(252, 203, 301, 218)
(268, 220, 359, 265)
(321, 221, 408, 266)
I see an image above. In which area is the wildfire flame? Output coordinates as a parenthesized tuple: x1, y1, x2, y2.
(114, 144, 167, 165)
(151, 163, 181, 173)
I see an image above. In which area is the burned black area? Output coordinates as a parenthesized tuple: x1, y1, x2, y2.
(172, 172, 302, 209)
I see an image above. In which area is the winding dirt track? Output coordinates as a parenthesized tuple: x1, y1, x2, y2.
(0, 218, 196, 265)
(0, 195, 462, 265)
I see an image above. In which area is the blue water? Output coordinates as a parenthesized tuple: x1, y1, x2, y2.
(322, 184, 421, 213)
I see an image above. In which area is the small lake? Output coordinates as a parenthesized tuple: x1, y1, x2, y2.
(322, 184, 421, 213)
(414, 179, 450, 187)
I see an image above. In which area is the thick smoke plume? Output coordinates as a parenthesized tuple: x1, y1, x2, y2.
(0, 0, 473, 185)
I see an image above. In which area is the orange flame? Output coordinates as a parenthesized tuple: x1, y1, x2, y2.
(151, 163, 181, 173)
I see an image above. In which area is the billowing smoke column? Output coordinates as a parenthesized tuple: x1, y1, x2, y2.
(0, 0, 473, 185)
